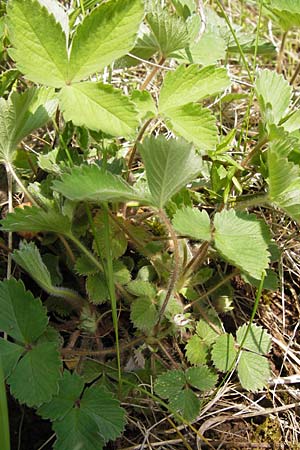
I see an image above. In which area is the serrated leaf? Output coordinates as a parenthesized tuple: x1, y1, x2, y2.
(195, 319, 220, 345)
(38, 0, 69, 36)
(0, 278, 48, 343)
(255, 69, 291, 125)
(267, 0, 300, 31)
(213, 210, 270, 279)
(126, 280, 156, 298)
(172, 207, 211, 240)
(267, 144, 300, 223)
(1, 206, 72, 235)
(146, 10, 190, 57)
(52, 164, 145, 204)
(131, 90, 157, 121)
(7, 0, 68, 87)
(0, 339, 24, 378)
(130, 296, 158, 331)
(164, 103, 218, 151)
(139, 136, 202, 208)
(159, 65, 230, 112)
(186, 366, 217, 391)
(154, 370, 185, 399)
(185, 335, 208, 365)
(75, 255, 98, 276)
(0, 88, 57, 163)
(8, 342, 61, 407)
(59, 83, 139, 137)
(86, 273, 109, 305)
(113, 260, 131, 285)
(169, 388, 200, 422)
(93, 211, 127, 260)
(236, 324, 271, 355)
(237, 352, 270, 392)
(38, 371, 84, 421)
(68, 0, 144, 83)
(211, 333, 237, 372)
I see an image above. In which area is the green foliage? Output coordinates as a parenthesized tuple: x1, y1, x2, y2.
(172, 206, 211, 240)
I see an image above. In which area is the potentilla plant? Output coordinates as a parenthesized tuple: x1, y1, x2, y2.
(0, 0, 299, 448)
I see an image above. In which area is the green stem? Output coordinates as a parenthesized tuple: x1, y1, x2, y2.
(68, 234, 104, 273)
(4, 164, 13, 280)
(0, 362, 10, 450)
(233, 193, 269, 210)
(5, 162, 37, 207)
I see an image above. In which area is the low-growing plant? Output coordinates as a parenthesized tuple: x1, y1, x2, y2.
(0, 0, 299, 448)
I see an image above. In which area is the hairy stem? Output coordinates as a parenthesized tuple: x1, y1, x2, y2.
(140, 56, 166, 90)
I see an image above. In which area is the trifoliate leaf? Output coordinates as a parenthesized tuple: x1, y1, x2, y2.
(38, 371, 84, 421)
(172, 207, 211, 240)
(164, 103, 218, 151)
(139, 136, 202, 208)
(86, 274, 109, 305)
(0, 278, 48, 343)
(68, 0, 144, 83)
(255, 69, 291, 125)
(59, 82, 139, 137)
(93, 211, 127, 260)
(236, 324, 271, 355)
(7, 0, 68, 87)
(126, 280, 156, 298)
(213, 210, 271, 280)
(211, 333, 237, 372)
(169, 388, 200, 422)
(130, 296, 158, 331)
(159, 65, 230, 112)
(237, 352, 270, 392)
(0, 339, 23, 378)
(185, 335, 209, 365)
(0, 206, 72, 235)
(8, 341, 61, 407)
(195, 319, 220, 346)
(154, 370, 185, 399)
(186, 366, 218, 391)
(52, 165, 146, 204)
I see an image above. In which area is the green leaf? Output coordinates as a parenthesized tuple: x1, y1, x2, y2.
(186, 366, 218, 391)
(154, 370, 185, 399)
(146, 10, 189, 58)
(236, 324, 271, 355)
(255, 69, 291, 125)
(267, 144, 300, 223)
(139, 136, 202, 208)
(242, 269, 279, 291)
(93, 211, 127, 259)
(113, 260, 131, 285)
(86, 273, 109, 305)
(213, 210, 271, 279)
(0, 88, 57, 163)
(237, 352, 270, 392)
(131, 90, 157, 121)
(164, 103, 218, 151)
(211, 333, 237, 372)
(8, 341, 61, 406)
(52, 165, 145, 203)
(0, 279, 48, 343)
(195, 319, 220, 345)
(126, 280, 156, 298)
(38, 371, 84, 421)
(267, 0, 300, 31)
(75, 255, 98, 276)
(1, 206, 72, 235)
(130, 296, 158, 331)
(172, 206, 211, 240)
(159, 65, 230, 112)
(185, 335, 209, 365)
(68, 0, 144, 82)
(169, 388, 200, 422)
(7, 0, 68, 87)
(0, 340, 23, 378)
(59, 82, 139, 137)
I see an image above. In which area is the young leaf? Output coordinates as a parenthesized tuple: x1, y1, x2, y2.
(52, 165, 145, 203)
(38, 371, 84, 421)
(1, 206, 72, 235)
(213, 210, 271, 280)
(164, 103, 218, 150)
(255, 69, 291, 125)
(59, 83, 139, 137)
(211, 333, 237, 372)
(0, 278, 48, 343)
(7, 0, 68, 87)
(185, 335, 209, 365)
(130, 296, 158, 331)
(169, 388, 201, 422)
(185, 366, 218, 391)
(237, 352, 270, 392)
(126, 280, 156, 298)
(154, 370, 186, 399)
(139, 136, 202, 208)
(8, 341, 61, 407)
(236, 324, 271, 355)
(68, 0, 144, 83)
(172, 206, 211, 240)
(159, 65, 230, 112)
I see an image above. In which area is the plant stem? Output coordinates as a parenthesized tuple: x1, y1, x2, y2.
(180, 241, 209, 283)
(5, 162, 37, 207)
(5, 164, 13, 280)
(276, 31, 288, 74)
(290, 60, 300, 85)
(68, 234, 104, 273)
(127, 118, 152, 178)
(140, 56, 166, 90)
(0, 362, 10, 450)
(157, 209, 180, 324)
